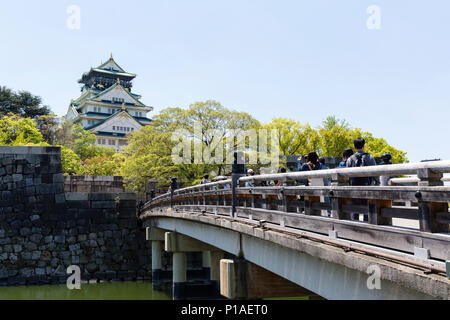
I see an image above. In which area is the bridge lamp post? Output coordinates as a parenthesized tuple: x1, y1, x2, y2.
(170, 177, 179, 208)
(232, 151, 246, 218)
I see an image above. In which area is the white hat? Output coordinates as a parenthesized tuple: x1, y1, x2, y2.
(247, 169, 254, 174)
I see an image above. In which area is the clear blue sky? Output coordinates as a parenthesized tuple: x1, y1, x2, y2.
(1, 0, 449, 162)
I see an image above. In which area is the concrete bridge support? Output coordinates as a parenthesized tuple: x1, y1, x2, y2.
(220, 258, 319, 300)
(146, 228, 168, 289)
(202, 251, 211, 276)
(165, 232, 223, 300)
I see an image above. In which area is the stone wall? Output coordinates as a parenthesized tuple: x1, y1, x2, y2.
(0, 146, 154, 286)
(64, 176, 126, 193)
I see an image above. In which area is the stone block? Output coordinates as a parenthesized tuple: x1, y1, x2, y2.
(20, 227, 31, 236)
(12, 174, 23, 182)
(66, 193, 89, 201)
(91, 201, 116, 209)
(36, 184, 54, 195)
(67, 201, 89, 209)
(55, 194, 66, 204)
(35, 268, 46, 276)
(30, 234, 43, 244)
(31, 251, 41, 260)
(54, 235, 65, 244)
(25, 242, 37, 251)
(53, 174, 64, 184)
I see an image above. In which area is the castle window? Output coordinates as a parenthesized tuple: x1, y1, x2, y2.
(112, 97, 125, 104)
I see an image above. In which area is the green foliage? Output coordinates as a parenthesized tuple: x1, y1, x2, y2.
(79, 155, 120, 176)
(70, 124, 115, 160)
(35, 114, 60, 145)
(318, 116, 354, 157)
(364, 136, 408, 164)
(0, 114, 44, 145)
(121, 101, 260, 190)
(121, 124, 177, 191)
(55, 120, 76, 148)
(264, 115, 408, 164)
(262, 118, 320, 156)
(60, 146, 83, 175)
(0, 86, 51, 118)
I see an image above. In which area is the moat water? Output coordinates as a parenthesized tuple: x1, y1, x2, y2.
(0, 282, 320, 300)
(0, 281, 172, 300)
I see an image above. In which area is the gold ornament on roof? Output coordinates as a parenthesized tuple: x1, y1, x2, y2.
(117, 78, 120, 85)
(121, 103, 126, 111)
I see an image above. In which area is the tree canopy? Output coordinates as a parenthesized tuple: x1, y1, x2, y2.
(0, 113, 44, 145)
(0, 93, 408, 189)
(0, 86, 51, 118)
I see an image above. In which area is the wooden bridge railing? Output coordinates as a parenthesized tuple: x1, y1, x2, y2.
(143, 160, 450, 262)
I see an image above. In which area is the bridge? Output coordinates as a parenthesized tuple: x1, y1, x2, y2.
(140, 159, 450, 300)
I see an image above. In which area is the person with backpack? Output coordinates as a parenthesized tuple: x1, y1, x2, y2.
(339, 148, 354, 168)
(299, 151, 328, 186)
(346, 138, 378, 185)
(346, 138, 377, 221)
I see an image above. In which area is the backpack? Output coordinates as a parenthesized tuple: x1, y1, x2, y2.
(351, 153, 373, 186)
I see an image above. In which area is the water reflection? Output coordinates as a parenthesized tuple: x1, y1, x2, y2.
(0, 281, 172, 300)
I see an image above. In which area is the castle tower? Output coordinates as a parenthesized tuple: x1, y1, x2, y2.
(65, 54, 153, 151)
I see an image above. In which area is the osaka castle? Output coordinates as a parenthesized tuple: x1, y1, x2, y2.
(65, 54, 153, 151)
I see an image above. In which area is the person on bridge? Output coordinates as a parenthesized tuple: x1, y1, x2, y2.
(299, 151, 329, 186)
(245, 169, 255, 187)
(276, 167, 287, 187)
(346, 138, 378, 221)
(379, 153, 393, 186)
(258, 168, 268, 187)
(346, 138, 378, 185)
(339, 148, 354, 168)
(201, 174, 211, 185)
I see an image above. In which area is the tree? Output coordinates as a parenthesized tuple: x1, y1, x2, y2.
(120, 101, 260, 190)
(60, 146, 83, 175)
(154, 101, 260, 176)
(70, 124, 115, 160)
(0, 114, 44, 145)
(36, 114, 60, 145)
(121, 124, 177, 191)
(361, 135, 408, 164)
(0, 86, 51, 118)
(263, 118, 320, 156)
(318, 116, 354, 157)
(80, 155, 120, 176)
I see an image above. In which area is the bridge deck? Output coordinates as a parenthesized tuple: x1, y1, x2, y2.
(141, 160, 450, 299)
